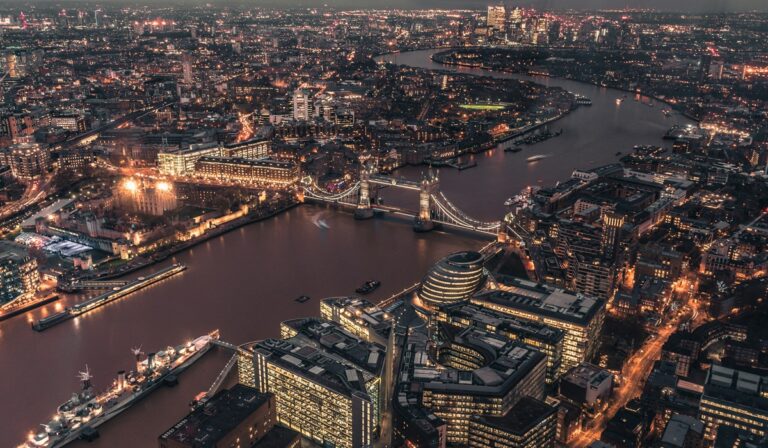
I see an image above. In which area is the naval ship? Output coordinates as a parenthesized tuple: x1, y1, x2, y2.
(21, 330, 219, 448)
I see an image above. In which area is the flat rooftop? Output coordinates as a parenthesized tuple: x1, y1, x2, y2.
(471, 396, 556, 435)
(159, 384, 270, 447)
(473, 277, 604, 326)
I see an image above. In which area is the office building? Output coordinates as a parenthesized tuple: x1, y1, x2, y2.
(472, 277, 606, 373)
(559, 363, 613, 407)
(487, 6, 506, 34)
(418, 251, 486, 307)
(158, 384, 300, 448)
(0, 244, 40, 305)
(158, 144, 221, 176)
(292, 89, 311, 121)
(699, 365, 768, 442)
(421, 327, 547, 444)
(238, 318, 384, 448)
(181, 53, 194, 84)
(659, 414, 704, 448)
(320, 296, 394, 346)
(435, 302, 564, 384)
(467, 397, 557, 448)
(220, 138, 271, 159)
(49, 112, 87, 132)
(9, 142, 50, 181)
(194, 157, 299, 186)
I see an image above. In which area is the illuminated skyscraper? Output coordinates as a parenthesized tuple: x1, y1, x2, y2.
(292, 89, 311, 121)
(181, 53, 193, 84)
(487, 6, 506, 35)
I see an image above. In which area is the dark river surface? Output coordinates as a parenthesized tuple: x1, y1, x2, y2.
(0, 49, 692, 447)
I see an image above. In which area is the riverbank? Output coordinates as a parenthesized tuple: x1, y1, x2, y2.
(428, 48, 701, 123)
(0, 293, 60, 323)
(90, 201, 299, 281)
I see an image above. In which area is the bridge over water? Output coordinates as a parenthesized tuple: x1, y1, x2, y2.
(301, 167, 505, 237)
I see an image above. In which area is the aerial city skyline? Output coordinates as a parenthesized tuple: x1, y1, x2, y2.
(0, 3, 767, 448)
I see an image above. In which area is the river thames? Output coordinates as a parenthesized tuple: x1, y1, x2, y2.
(0, 49, 692, 447)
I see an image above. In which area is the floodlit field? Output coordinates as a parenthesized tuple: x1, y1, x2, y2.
(459, 104, 508, 110)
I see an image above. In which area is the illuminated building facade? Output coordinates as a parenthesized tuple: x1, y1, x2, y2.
(418, 251, 486, 307)
(49, 113, 87, 132)
(158, 144, 221, 176)
(220, 138, 270, 159)
(320, 296, 394, 346)
(0, 247, 40, 305)
(9, 142, 50, 181)
(471, 278, 606, 373)
(467, 397, 557, 448)
(487, 6, 506, 34)
(238, 319, 383, 448)
(293, 89, 311, 121)
(194, 157, 299, 186)
(435, 303, 564, 384)
(421, 327, 547, 444)
(699, 365, 768, 442)
(117, 179, 178, 216)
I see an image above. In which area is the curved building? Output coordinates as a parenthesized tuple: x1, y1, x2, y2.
(419, 251, 485, 307)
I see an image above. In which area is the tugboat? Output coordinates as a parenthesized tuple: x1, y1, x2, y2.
(295, 295, 311, 303)
(356, 280, 381, 295)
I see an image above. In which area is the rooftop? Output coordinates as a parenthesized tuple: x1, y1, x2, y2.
(472, 277, 605, 326)
(159, 385, 271, 448)
(471, 396, 556, 435)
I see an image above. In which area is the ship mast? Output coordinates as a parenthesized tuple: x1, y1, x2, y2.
(78, 365, 93, 390)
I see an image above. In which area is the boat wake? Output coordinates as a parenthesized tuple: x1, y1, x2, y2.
(311, 213, 331, 230)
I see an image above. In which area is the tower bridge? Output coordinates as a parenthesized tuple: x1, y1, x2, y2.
(301, 167, 504, 237)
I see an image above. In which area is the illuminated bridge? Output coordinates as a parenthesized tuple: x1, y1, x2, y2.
(301, 167, 503, 237)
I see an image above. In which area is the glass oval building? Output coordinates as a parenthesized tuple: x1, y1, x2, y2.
(418, 251, 485, 307)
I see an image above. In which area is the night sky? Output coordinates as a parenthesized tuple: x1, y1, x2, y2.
(227, 0, 767, 12)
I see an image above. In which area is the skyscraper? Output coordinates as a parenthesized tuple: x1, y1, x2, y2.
(292, 88, 311, 121)
(487, 6, 506, 35)
(181, 53, 193, 84)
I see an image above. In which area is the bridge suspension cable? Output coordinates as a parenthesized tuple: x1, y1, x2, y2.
(430, 192, 501, 232)
(303, 181, 361, 202)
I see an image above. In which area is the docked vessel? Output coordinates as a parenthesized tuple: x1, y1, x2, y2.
(504, 146, 522, 153)
(21, 330, 219, 448)
(33, 264, 187, 331)
(356, 280, 381, 294)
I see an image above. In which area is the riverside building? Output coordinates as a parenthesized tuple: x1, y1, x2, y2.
(237, 318, 385, 448)
(471, 277, 606, 373)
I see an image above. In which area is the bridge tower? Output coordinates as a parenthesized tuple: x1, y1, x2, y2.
(414, 169, 439, 232)
(354, 165, 374, 219)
